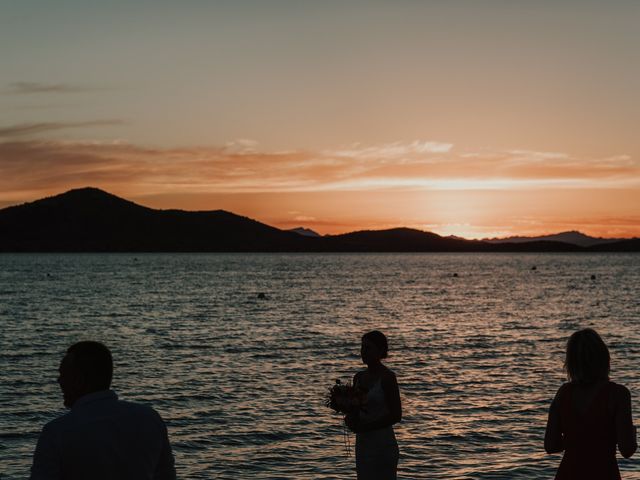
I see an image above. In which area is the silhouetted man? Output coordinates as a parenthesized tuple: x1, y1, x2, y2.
(30, 341, 176, 480)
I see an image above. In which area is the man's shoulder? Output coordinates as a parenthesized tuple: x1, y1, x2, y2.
(114, 399, 165, 421)
(42, 411, 73, 433)
(44, 398, 165, 434)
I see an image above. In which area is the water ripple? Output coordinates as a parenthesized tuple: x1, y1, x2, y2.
(2, 253, 640, 478)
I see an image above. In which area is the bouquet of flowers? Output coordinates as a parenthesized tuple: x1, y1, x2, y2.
(326, 379, 367, 415)
(325, 379, 368, 456)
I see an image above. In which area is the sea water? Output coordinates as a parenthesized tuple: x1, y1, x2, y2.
(1, 253, 640, 479)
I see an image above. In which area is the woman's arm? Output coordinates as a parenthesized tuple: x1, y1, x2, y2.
(356, 371, 402, 433)
(544, 386, 564, 454)
(615, 385, 637, 458)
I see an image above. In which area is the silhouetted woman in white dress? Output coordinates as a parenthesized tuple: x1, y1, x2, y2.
(347, 331, 402, 480)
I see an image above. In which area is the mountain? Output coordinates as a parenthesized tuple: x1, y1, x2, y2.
(288, 227, 321, 237)
(325, 228, 583, 252)
(484, 231, 623, 247)
(0, 188, 636, 252)
(322, 228, 585, 252)
(0, 187, 317, 252)
(325, 228, 487, 252)
(588, 238, 640, 252)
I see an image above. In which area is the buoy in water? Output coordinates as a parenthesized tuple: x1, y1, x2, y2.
(257, 292, 267, 300)
(453, 273, 458, 278)
(591, 274, 596, 280)
(531, 266, 537, 271)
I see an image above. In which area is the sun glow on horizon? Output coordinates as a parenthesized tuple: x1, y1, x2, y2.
(2, 1, 639, 240)
(427, 225, 509, 241)
(1, 140, 638, 240)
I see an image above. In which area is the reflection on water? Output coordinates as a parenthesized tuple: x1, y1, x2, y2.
(1, 253, 640, 479)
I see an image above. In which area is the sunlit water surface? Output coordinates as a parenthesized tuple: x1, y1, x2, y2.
(2, 253, 640, 479)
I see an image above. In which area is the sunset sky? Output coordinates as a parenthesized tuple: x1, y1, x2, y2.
(1, 1, 638, 238)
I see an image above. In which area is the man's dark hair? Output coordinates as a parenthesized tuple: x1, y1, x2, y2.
(67, 341, 113, 391)
(363, 330, 389, 359)
(564, 328, 610, 384)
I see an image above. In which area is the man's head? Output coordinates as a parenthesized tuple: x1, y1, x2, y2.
(58, 341, 113, 408)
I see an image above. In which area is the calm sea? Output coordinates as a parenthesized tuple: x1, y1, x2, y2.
(1, 253, 640, 479)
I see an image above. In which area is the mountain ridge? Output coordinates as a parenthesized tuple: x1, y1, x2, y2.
(0, 188, 637, 252)
(483, 230, 624, 247)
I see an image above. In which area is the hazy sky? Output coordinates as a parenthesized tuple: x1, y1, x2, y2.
(1, 1, 639, 238)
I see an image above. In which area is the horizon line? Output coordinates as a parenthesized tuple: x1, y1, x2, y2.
(1, 186, 637, 242)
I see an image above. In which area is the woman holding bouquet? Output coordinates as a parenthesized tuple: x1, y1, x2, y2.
(347, 330, 402, 480)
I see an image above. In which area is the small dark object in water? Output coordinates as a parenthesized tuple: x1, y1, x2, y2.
(452, 273, 458, 278)
(591, 274, 596, 280)
(531, 266, 537, 271)
(257, 292, 267, 300)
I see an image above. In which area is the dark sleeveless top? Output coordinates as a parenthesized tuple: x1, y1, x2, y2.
(555, 381, 620, 480)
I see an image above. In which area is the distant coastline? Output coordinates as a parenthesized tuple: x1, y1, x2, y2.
(0, 188, 638, 253)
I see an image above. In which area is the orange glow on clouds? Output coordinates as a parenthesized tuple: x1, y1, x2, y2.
(0, 139, 638, 239)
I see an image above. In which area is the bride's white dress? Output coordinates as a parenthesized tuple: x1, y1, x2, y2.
(354, 377, 399, 480)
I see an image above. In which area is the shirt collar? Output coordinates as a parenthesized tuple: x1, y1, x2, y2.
(72, 389, 118, 410)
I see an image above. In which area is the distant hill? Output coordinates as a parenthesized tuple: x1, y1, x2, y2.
(325, 228, 487, 252)
(588, 238, 640, 252)
(484, 230, 624, 247)
(0, 188, 316, 252)
(325, 228, 583, 252)
(288, 227, 321, 237)
(0, 188, 637, 252)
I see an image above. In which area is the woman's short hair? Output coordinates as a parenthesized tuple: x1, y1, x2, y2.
(363, 330, 389, 359)
(564, 328, 610, 384)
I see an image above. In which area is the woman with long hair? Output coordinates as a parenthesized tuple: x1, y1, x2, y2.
(545, 328, 637, 479)
(346, 330, 402, 480)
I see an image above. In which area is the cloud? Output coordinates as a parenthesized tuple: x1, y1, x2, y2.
(506, 150, 571, 161)
(223, 138, 260, 154)
(0, 139, 638, 205)
(294, 215, 316, 222)
(327, 140, 453, 160)
(0, 120, 125, 138)
(5, 82, 107, 95)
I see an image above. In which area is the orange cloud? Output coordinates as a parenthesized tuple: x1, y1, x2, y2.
(0, 139, 638, 238)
